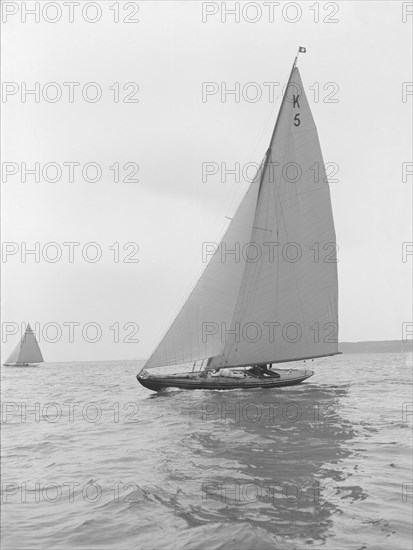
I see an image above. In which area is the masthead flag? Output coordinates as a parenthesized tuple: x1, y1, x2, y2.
(299, 47, 306, 53)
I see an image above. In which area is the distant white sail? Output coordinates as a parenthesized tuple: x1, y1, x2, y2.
(5, 340, 22, 364)
(5, 324, 44, 365)
(145, 64, 338, 370)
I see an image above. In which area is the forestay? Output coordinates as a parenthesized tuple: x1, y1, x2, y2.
(145, 65, 338, 370)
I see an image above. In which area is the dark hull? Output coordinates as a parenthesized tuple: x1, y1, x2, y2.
(137, 369, 314, 392)
(3, 363, 39, 367)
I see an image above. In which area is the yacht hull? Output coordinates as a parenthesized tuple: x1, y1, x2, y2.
(137, 369, 314, 392)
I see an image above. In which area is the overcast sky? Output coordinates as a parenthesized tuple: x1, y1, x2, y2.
(1, 1, 412, 362)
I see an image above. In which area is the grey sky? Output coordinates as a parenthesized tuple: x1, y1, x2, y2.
(1, 1, 412, 361)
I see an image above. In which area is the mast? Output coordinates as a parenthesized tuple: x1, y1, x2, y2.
(145, 47, 338, 371)
(209, 46, 339, 369)
(259, 47, 307, 190)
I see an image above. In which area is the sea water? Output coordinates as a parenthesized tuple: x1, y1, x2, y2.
(1, 353, 412, 549)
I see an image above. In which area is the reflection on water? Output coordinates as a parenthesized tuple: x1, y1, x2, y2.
(1, 353, 412, 549)
(145, 383, 359, 547)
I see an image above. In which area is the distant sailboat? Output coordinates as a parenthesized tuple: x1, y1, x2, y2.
(137, 49, 339, 391)
(3, 324, 44, 366)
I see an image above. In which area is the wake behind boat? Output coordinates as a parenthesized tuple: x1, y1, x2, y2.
(3, 323, 44, 367)
(137, 48, 339, 392)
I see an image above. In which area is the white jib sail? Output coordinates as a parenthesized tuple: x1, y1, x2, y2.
(144, 166, 262, 369)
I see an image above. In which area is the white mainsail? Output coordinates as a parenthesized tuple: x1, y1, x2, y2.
(5, 324, 44, 365)
(210, 66, 338, 367)
(145, 59, 338, 370)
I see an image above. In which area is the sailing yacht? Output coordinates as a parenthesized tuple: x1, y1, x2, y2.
(3, 323, 44, 366)
(137, 49, 339, 391)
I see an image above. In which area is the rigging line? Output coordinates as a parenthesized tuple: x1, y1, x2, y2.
(265, 62, 312, 355)
(146, 170, 264, 368)
(213, 137, 267, 245)
(228, 185, 269, 357)
(145, 180, 254, 367)
(274, 182, 280, 352)
(223, 62, 298, 362)
(220, 183, 265, 362)
(214, 155, 264, 242)
(253, 226, 272, 232)
(224, 153, 266, 220)
(202, 81, 284, 261)
(224, 254, 263, 362)
(239, 165, 271, 309)
(273, 142, 311, 354)
(182, 151, 261, 299)
(264, 108, 286, 360)
(230, 119, 308, 362)
(225, 66, 292, 344)
(204, 103, 276, 248)
(245, 99, 282, 165)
